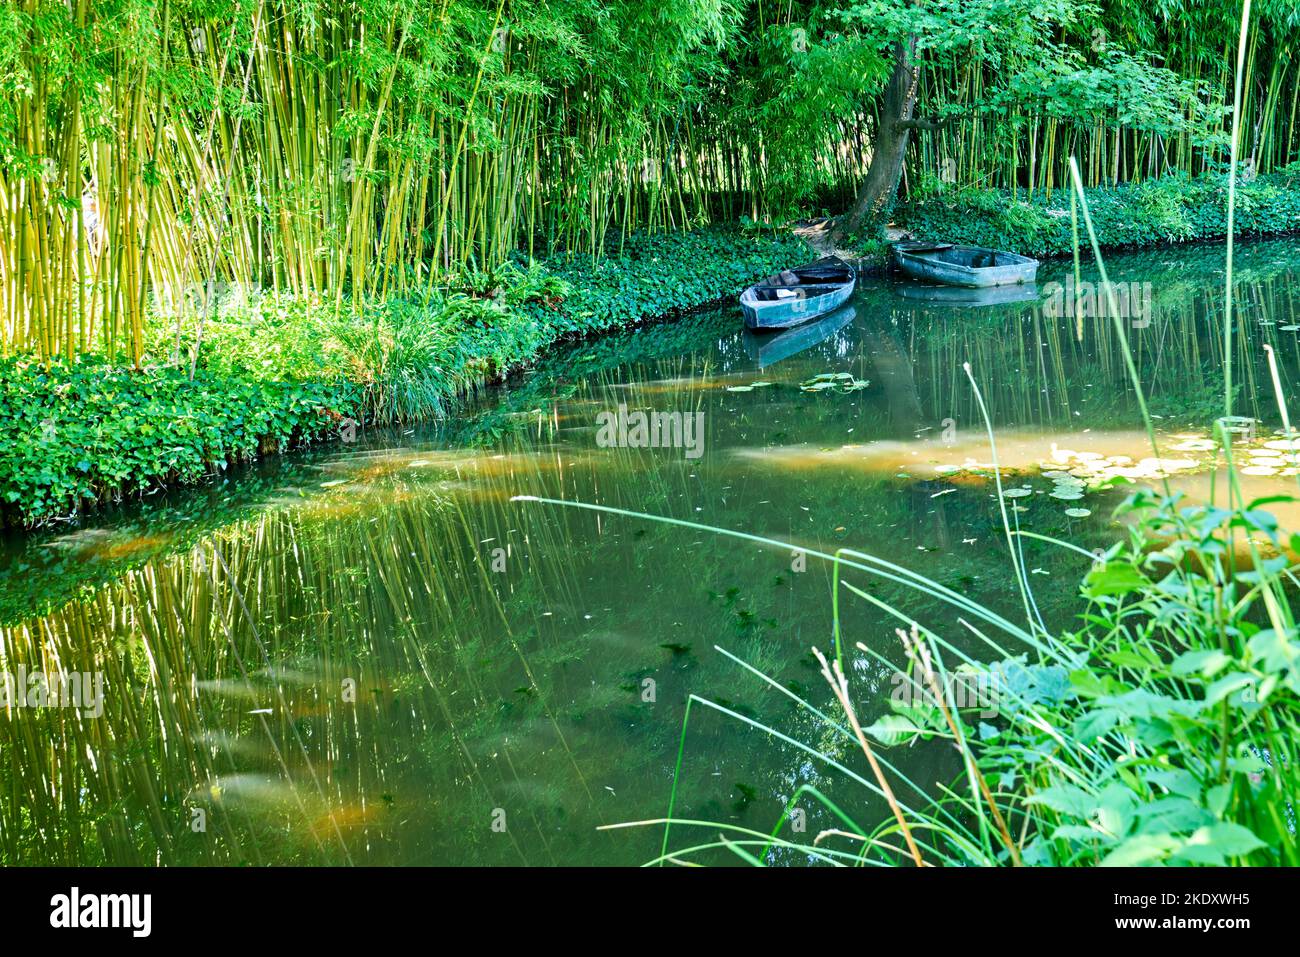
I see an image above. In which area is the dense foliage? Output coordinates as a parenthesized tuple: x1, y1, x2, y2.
(0, 227, 803, 524)
(4, 0, 1299, 363)
(0, 356, 349, 523)
(521, 228, 809, 333)
(899, 168, 1300, 257)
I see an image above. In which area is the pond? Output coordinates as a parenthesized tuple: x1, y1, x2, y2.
(3, 236, 1300, 865)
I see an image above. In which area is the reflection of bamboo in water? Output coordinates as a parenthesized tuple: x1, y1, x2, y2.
(447, 499, 592, 802)
(0, 571, 259, 864)
(0, 471, 591, 862)
(272, 487, 576, 861)
(355, 499, 555, 862)
(199, 548, 352, 865)
(860, 322, 924, 432)
(896, 258, 1300, 434)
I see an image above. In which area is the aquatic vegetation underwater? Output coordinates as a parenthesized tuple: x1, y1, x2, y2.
(520, 476, 1300, 866)
(518, 33, 1300, 862)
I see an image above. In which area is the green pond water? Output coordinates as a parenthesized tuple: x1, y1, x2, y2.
(5, 237, 1300, 865)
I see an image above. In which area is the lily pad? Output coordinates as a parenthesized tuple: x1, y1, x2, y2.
(1147, 457, 1196, 472)
(799, 373, 869, 393)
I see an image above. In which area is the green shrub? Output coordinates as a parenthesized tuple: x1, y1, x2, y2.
(0, 356, 349, 523)
(523, 228, 808, 334)
(898, 171, 1300, 257)
(2, 226, 807, 525)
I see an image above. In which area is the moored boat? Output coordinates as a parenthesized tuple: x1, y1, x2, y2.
(740, 256, 856, 329)
(892, 242, 1037, 288)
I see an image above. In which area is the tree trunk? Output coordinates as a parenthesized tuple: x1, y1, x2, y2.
(836, 36, 921, 240)
(862, 322, 924, 433)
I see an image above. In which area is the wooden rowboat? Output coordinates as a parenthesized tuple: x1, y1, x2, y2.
(892, 242, 1037, 288)
(740, 256, 856, 330)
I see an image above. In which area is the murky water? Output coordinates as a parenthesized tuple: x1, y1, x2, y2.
(4, 237, 1300, 865)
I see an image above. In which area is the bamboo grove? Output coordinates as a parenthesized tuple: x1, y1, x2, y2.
(3, 0, 1300, 366)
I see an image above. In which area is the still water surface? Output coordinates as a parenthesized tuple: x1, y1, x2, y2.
(4, 238, 1300, 864)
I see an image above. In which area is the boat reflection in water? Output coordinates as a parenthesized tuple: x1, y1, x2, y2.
(894, 281, 1040, 308)
(743, 304, 855, 368)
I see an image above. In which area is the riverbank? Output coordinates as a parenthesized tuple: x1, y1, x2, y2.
(5, 229, 1294, 866)
(1, 227, 807, 527)
(891, 168, 1300, 259)
(8, 169, 1300, 528)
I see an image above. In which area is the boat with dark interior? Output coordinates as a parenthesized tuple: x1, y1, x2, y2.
(740, 256, 856, 329)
